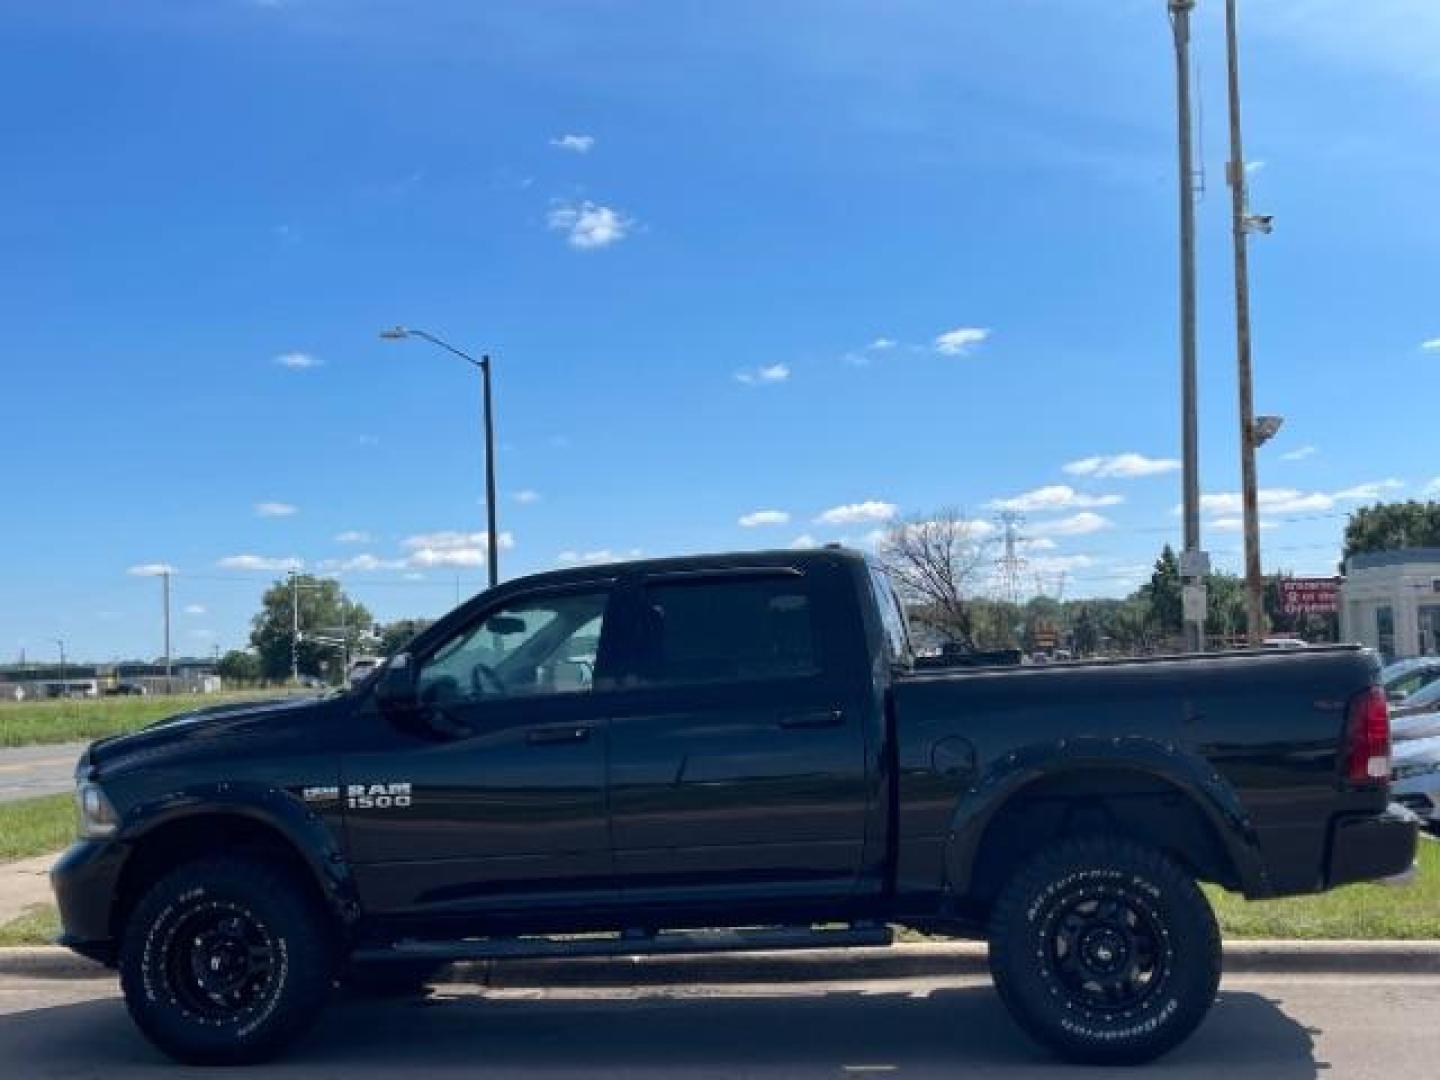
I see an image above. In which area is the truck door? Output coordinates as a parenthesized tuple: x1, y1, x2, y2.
(341, 582, 620, 918)
(606, 566, 872, 904)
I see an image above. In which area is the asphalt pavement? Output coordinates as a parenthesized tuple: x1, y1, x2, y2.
(0, 969, 1434, 1078)
(0, 742, 86, 803)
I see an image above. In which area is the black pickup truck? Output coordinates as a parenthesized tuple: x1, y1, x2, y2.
(53, 547, 1415, 1066)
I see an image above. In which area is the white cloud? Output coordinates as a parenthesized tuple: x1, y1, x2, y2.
(218, 554, 304, 572)
(1425, 478, 1440, 495)
(127, 562, 176, 577)
(868, 337, 897, 351)
(1030, 512, 1114, 537)
(789, 534, 819, 549)
(1196, 488, 1337, 516)
(934, 327, 991, 356)
(1280, 445, 1319, 462)
(1211, 517, 1279, 532)
(512, 489, 542, 505)
(320, 553, 407, 573)
(255, 501, 298, 518)
(183, 604, 206, 615)
(735, 363, 791, 386)
(1245, 160, 1266, 175)
(274, 351, 321, 370)
(547, 201, 630, 249)
(402, 530, 515, 569)
(549, 133, 596, 154)
(1029, 554, 1097, 574)
(816, 500, 899, 526)
(557, 548, 643, 566)
(1023, 537, 1059, 552)
(1335, 479, 1405, 501)
(739, 509, 790, 527)
(1063, 453, 1180, 479)
(1424, 339, 1440, 352)
(335, 530, 373, 544)
(988, 485, 1124, 513)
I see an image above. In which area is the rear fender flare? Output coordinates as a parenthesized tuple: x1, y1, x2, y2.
(942, 736, 1270, 897)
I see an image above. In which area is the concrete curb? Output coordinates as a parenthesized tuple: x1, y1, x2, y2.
(4, 940, 1439, 984)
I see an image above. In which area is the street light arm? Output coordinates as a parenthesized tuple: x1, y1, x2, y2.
(403, 328, 484, 369)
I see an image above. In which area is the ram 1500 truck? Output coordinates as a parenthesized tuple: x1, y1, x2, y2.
(52, 547, 1416, 1066)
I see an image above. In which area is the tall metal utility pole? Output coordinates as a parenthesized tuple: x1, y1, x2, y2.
(161, 569, 173, 695)
(1225, 0, 1266, 645)
(289, 570, 300, 685)
(54, 638, 66, 690)
(995, 512, 1029, 607)
(1169, 0, 1208, 651)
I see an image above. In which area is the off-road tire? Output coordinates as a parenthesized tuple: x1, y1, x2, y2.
(987, 835, 1221, 1066)
(119, 856, 335, 1065)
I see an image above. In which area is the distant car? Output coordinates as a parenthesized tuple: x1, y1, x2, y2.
(1392, 734, 1440, 832)
(1392, 710, 1440, 743)
(1382, 657, 1440, 705)
(346, 656, 384, 687)
(102, 683, 147, 697)
(1392, 676, 1440, 718)
(1262, 637, 1308, 650)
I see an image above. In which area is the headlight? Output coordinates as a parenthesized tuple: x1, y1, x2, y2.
(75, 780, 119, 839)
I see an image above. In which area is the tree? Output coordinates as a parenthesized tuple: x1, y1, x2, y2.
(1072, 606, 1100, 658)
(377, 618, 434, 657)
(1343, 501, 1440, 560)
(1140, 545, 1183, 636)
(877, 509, 995, 649)
(249, 576, 373, 682)
(215, 649, 261, 685)
(1107, 600, 1158, 655)
(1204, 572, 1247, 643)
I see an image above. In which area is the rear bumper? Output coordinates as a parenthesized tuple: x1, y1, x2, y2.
(1327, 803, 1419, 889)
(50, 839, 127, 966)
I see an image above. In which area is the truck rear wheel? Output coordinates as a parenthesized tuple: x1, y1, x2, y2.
(119, 856, 335, 1065)
(987, 835, 1220, 1065)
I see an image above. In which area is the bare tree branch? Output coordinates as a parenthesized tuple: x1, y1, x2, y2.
(876, 508, 994, 648)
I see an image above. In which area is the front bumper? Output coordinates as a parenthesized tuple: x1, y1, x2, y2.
(50, 839, 128, 966)
(1327, 803, 1419, 889)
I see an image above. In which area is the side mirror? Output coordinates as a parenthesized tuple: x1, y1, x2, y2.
(373, 653, 417, 710)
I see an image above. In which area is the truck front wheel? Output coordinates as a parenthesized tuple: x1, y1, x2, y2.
(118, 856, 335, 1065)
(987, 836, 1220, 1065)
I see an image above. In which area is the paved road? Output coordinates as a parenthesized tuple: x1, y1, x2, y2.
(0, 970, 1435, 1078)
(0, 742, 86, 803)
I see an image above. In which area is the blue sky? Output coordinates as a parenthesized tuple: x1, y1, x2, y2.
(2, 0, 1437, 662)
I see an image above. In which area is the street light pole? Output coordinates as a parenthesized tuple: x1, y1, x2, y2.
(381, 327, 500, 589)
(1225, 0, 1267, 646)
(54, 638, 66, 692)
(1169, 0, 1207, 652)
(289, 570, 300, 686)
(162, 568, 172, 695)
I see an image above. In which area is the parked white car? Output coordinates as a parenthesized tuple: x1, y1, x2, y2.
(1392, 734, 1440, 831)
(1392, 710, 1440, 743)
(1382, 657, 1440, 705)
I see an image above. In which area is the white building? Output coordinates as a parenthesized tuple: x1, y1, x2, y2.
(1340, 549, 1440, 661)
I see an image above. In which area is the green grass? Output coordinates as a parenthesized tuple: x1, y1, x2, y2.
(0, 904, 59, 947)
(1204, 836, 1440, 939)
(0, 794, 76, 862)
(0, 691, 300, 748)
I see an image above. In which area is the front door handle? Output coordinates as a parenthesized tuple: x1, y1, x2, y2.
(527, 725, 592, 745)
(778, 709, 845, 730)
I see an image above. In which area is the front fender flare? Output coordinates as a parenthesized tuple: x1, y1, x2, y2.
(118, 782, 360, 927)
(942, 736, 1270, 899)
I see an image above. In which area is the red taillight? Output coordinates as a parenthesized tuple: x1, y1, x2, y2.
(1344, 685, 1390, 784)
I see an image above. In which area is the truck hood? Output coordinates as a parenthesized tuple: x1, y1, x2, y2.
(85, 694, 331, 773)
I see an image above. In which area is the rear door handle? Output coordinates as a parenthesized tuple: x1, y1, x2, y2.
(778, 709, 845, 730)
(527, 725, 592, 745)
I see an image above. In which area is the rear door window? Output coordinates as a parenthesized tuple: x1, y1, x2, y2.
(635, 575, 820, 686)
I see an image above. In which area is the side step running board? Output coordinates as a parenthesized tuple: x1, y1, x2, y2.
(354, 923, 894, 964)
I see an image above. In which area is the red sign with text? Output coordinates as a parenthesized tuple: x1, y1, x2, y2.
(1279, 577, 1341, 616)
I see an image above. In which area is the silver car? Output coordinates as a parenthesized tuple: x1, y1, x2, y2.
(1391, 734, 1440, 831)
